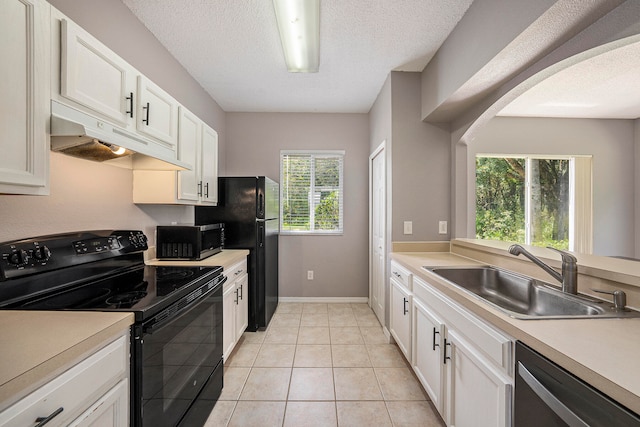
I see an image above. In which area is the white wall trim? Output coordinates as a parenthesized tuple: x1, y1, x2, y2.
(383, 326, 394, 344)
(279, 297, 369, 304)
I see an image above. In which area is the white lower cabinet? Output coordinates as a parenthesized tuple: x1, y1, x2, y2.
(222, 258, 249, 361)
(390, 278, 412, 360)
(410, 274, 513, 427)
(389, 260, 413, 361)
(445, 330, 511, 427)
(0, 334, 129, 427)
(412, 298, 445, 413)
(68, 379, 128, 427)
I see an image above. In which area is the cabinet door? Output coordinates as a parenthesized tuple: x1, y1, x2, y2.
(222, 283, 237, 361)
(445, 330, 512, 427)
(0, 336, 127, 427)
(68, 379, 128, 427)
(235, 274, 249, 339)
(177, 107, 200, 202)
(136, 76, 178, 148)
(390, 279, 412, 361)
(60, 18, 133, 125)
(412, 298, 445, 415)
(0, 0, 49, 195)
(200, 125, 219, 204)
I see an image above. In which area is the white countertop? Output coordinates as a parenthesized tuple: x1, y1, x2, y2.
(145, 249, 249, 270)
(0, 311, 134, 410)
(391, 251, 640, 414)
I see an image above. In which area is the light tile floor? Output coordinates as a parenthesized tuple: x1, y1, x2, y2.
(204, 302, 446, 427)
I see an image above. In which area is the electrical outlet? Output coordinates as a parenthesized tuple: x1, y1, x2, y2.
(307, 270, 314, 280)
(439, 221, 448, 234)
(403, 221, 413, 235)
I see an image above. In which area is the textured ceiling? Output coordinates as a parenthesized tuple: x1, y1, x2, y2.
(121, 0, 474, 113)
(499, 39, 640, 119)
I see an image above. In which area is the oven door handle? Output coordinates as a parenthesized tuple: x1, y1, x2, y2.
(144, 276, 226, 335)
(517, 362, 589, 427)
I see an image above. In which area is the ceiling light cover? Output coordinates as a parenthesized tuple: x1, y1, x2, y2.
(273, 0, 320, 73)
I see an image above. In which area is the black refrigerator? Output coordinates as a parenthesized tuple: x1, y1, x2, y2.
(195, 176, 279, 331)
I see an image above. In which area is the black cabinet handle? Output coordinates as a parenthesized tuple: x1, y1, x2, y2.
(126, 92, 133, 118)
(432, 327, 440, 351)
(443, 338, 451, 364)
(204, 182, 209, 198)
(403, 297, 408, 315)
(238, 284, 243, 300)
(197, 181, 202, 197)
(234, 288, 239, 305)
(142, 102, 150, 125)
(35, 407, 64, 426)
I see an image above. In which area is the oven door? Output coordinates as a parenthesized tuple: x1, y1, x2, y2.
(132, 277, 224, 427)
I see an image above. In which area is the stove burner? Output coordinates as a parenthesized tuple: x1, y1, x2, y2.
(22, 287, 112, 309)
(105, 291, 148, 308)
(156, 268, 195, 282)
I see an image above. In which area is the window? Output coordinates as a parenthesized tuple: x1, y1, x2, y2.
(475, 155, 592, 252)
(280, 150, 344, 234)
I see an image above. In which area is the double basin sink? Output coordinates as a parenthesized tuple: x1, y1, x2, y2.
(424, 266, 640, 319)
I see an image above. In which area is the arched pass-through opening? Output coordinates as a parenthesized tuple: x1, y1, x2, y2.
(452, 33, 640, 241)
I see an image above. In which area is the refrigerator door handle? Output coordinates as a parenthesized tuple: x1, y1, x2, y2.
(258, 193, 264, 217)
(258, 224, 265, 247)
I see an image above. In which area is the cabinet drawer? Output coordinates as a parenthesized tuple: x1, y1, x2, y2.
(227, 259, 248, 279)
(414, 276, 512, 374)
(0, 335, 128, 427)
(390, 260, 412, 291)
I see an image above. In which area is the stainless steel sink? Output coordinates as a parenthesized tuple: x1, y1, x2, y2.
(424, 266, 640, 319)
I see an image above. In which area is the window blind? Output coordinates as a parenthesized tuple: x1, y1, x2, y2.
(280, 151, 344, 234)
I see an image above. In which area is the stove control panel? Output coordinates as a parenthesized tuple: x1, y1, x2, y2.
(0, 230, 148, 280)
(74, 236, 121, 255)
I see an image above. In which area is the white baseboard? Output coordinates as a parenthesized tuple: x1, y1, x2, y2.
(279, 297, 369, 304)
(383, 326, 394, 344)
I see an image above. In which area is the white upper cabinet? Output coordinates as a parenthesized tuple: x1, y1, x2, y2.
(53, 10, 181, 161)
(136, 76, 179, 149)
(177, 107, 201, 202)
(59, 18, 135, 126)
(200, 124, 219, 204)
(0, 0, 50, 195)
(52, 9, 221, 196)
(133, 108, 218, 206)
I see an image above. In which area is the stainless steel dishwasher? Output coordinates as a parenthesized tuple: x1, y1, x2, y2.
(514, 341, 640, 426)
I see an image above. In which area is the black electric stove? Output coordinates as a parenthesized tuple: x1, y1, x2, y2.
(0, 230, 226, 427)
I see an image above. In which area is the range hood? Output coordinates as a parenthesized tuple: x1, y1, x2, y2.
(50, 101, 190, 171)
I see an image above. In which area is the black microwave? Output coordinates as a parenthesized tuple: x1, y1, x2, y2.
(156, 223, 224, 260)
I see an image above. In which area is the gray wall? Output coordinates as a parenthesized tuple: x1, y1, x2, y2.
(225, 113, 370, 298)
(472, 117, 635, 257)
(391, 72, 450, 242)
(0, 0, 226, 243)
(368, 72, 451, 327)
(421, 0, 557, 120)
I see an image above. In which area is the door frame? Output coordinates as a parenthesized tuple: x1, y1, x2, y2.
(369, 140, 387, 328)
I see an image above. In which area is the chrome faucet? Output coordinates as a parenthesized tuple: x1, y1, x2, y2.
(508, 244, 578, 294)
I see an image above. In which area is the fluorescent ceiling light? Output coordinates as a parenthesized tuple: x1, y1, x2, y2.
(273, 0, 320, 73)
